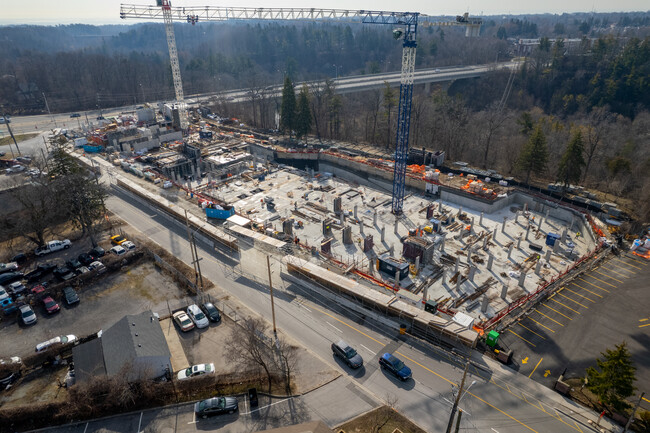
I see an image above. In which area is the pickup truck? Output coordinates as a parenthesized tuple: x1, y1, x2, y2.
(34, 240, 72, 257)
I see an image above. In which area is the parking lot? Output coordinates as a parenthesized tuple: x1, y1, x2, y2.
(499, 251, 650, 407)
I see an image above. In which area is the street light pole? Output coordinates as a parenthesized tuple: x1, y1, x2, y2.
(445, 360, 471, 433)
(3, 114, 21, 156)
(42, 92, 57, 128)
(266, 255, 278, 338)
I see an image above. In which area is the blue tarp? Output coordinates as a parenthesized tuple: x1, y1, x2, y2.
(205, 206, 235, 219)
(83, 144, 103, 153)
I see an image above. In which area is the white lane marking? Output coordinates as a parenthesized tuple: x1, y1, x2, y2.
(491, 429, 500, 433)
(83, 423, 89, 433)
(326, 321, 343, 333)
(137, 411, 143, 432)
(188, 410, 197, 424)
(243, 397, 292, 415)
(301, 304, 312, 312)
(360, 344, 376, 355)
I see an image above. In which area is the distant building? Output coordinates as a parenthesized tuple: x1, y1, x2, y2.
(73, 311, 171, 383)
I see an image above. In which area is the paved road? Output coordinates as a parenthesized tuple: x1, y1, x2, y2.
(69, 172, 615, 433)
(499, 251, 650, 410)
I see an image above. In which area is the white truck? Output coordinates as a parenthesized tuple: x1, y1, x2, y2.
(34, 239, 72, 257)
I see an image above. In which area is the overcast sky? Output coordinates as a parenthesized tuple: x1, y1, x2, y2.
(1, 0, 648, 25)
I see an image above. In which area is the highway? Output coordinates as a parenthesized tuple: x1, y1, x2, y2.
(31, 161, 609, 433)
(1, 62, 514, 136)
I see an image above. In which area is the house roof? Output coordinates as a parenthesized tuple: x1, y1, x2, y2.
(101, 310, 171, 376)
(72, 337, 106, 384)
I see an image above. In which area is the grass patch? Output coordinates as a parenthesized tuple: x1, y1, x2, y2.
(0, 133, 39, 148)
(338, 406, 427, 433)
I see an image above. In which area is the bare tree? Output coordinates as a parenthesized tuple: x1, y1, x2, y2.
(272, 335, 299, 394)
(581, 106, 613, 182)
(368, 394, 400, 433)
(225, 317, 275, 392)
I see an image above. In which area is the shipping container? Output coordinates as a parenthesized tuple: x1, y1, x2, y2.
(377, 255, 409, 280)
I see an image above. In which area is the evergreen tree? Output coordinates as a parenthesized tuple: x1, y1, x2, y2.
(557, 129, 585, 187)
(517, 124, 549, 184)
(295, 85, 312, 139)
(517, 112, 534, 136)
(280, 76, 296, 137)
(586, 342, 636, 411)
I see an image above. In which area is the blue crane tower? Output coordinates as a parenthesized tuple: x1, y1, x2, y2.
(120, 3, 481, 214)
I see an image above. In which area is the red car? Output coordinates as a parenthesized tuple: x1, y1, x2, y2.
(42, 295, 60, 314)
(31, 285, 46, 296)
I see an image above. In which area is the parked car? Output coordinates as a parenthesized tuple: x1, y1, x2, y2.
(194, 396, 238, 418)
(34, 240, 71, 257)
(16, 156, 32, 164)
(88, 246, 105, 258)
(0, 262, 19, 274)
(31, 284, 46, 295)
(173, 311, 195, 332)
(70, 113, 81, 118)
(87, 261, 106, 274)
(10, 253, 27, 264)
(19, 304, 37, 325)
(78, 253, 94, 266)
(96, 115, 105, 120)
(0, 272, 24, 285)
(35, 334, 77, 352)
(121, 241, 136, 251)
(6, 165, 25, 174)
(187, 304, 209, 329)
(0, 356, 22, 366)
(36, 262, 57, 273)
(76, 266, 90, 274)
(42, 295, 60, 314)
(331, 340, 364, 369)
(63, 286, 80, 305)
(202, 302, 221, 322)
(379, 353, 412, 381)
(25, 262, 57, 282)
(177, 363, 215, 380)
(7, 281, 26, 296)
(0, 286, 9, 301)
(53, 266, 75, 282)
(1, 298, 18, 315)
(110, 235, 127, 245)
(110, 245, 126, 256)
(66, 259, 82, 270)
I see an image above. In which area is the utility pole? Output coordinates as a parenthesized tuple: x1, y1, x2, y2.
(454, 409, 463, 433)
(42, 92, 57, 128)
(184, 210, 199, 286)
(623, 392, 645, 433)
(266, 255, 277, 338)
(191, 232, 204, 295)
(3, 114, 21, 156)
(446, 360, 470, 433)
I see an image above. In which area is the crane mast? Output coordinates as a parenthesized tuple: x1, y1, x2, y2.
(120, 3, 481, 214)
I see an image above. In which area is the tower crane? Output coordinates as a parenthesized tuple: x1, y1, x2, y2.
(120, 3, 481, 214)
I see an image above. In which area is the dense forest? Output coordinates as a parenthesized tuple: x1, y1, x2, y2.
(1, 12, 650, 218)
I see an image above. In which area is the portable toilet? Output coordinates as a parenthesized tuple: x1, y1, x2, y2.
(545, 233, 561, 247)
(486, 330, 500, 347)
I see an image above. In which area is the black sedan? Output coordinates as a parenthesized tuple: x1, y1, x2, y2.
(0, 272, 24, 285)
(89, 246, 105, 258)
(53, 266, 75, 282)
(63, 286, 80, 305)
(331, 340, 363, 368)
(194, 396, 238, 418)
(202, 302, 221, 322)
(78, 253, 94, 266)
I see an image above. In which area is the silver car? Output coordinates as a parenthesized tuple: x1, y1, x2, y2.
(19, 305, 37, 325)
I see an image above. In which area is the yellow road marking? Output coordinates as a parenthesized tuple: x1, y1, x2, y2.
(575, 280, 608, 295)
(640, 318, 650, 322)
(541, 303, 573, 320)
(626, 256, 648, 265)
(550, 298, 582, 314)
(465, 390, 540, 433)
(529, 357, 543, 378)
(639, 323, 650, 328)
(517, 322, 547, 339)
(533, 309, 565, 326)
(643, 396, 650, 404)
(615, 258, 642, 270)
(569, 283, 602, 299)
(583, 275, 616, 288)
(507, 329, 536, 347)
(594, 270, 623, 284)
(574, 421, 584, 432)
(557, 291, 591, 307)
(601, 265, 632, 277)
(527, 316, 556, 332)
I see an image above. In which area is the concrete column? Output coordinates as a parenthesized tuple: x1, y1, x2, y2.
(368, 261, 374, 274)
(535, 259, 542, 275)
(545, 249, 552, 262)
(517, 235, 522, 249)
(487, 254, 494, 271)
(493, 226, 498, 240)
(440, 237, 445, 252)
(508, 243, 514, 259)
(442, 270, 446, 285)
(422, 285, 428, 305)
(518, 271, 526, 288)
(502, 217, 507, 233)
(389, 244, 394, 256)
(373, 210, 378, 226)
(525, 224, 530, 240)
(544, 208, 550, 223)
(458, 206, 463, 217)
(515, 212, 519, 224)
(439, 200, 443, 212)
(524, 203, 528, 212)
(456, 275, 461, 292)
(501, 284, 508, 300)
(479, 212, 484, 226)
(394, 217, 399, 234)
(538, 216, 543, 229)
(467, 247, 472, 264)
(570, 216, 575, 231)
(481, 296, 489, 313)
(482, 236, 488, 250)
(553, 239, 560, 253)
(395, 268, 400, 289)
(354, 204, 358, 219)
(415, 256, 420, 270)
(359, 222, 364, 235)
(455, 256, 460, 273)
(469, 266, 476, 281)
(381, 226, 386, 242)
(561, 227, 567, 243)
(470, 217, 475, 233)
(340, 214, 345, 225)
